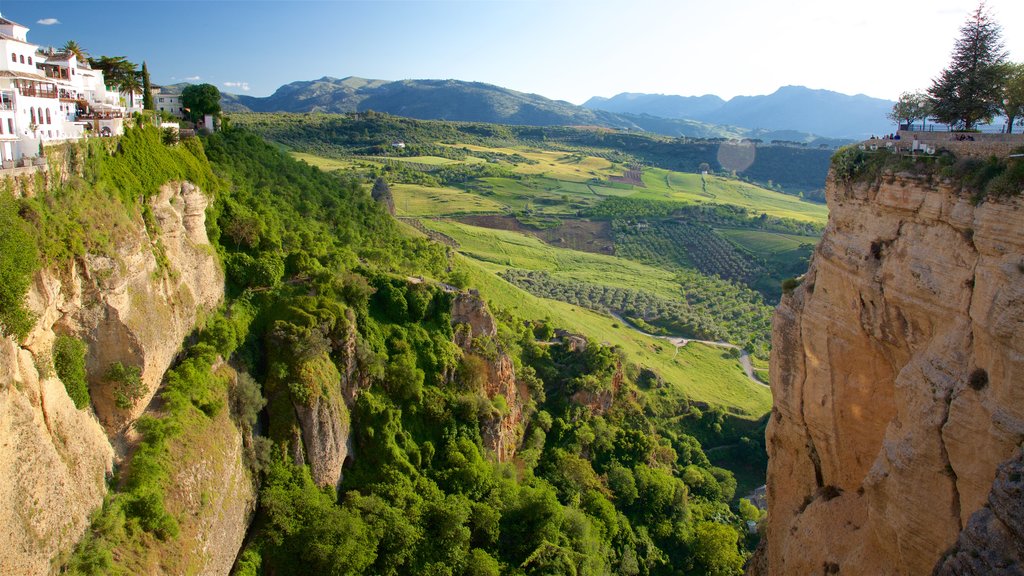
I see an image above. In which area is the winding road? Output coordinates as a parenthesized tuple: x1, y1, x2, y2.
(610, 313, 768, 387)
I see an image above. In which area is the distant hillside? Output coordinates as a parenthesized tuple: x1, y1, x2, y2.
(585, 86, 895, 139)
(220, 76, 841, 143)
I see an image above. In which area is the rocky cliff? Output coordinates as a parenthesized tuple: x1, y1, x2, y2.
(758, 168, 1024, 575)
(451, 291, 528, 462)
(0, 180, 228, 574)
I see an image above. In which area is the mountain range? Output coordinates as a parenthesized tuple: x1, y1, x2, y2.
(584, 86, 895, 139)
(218, 76, 891, 141)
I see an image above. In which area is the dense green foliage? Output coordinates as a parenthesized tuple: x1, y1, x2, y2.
(53, 335, 90, 409)
(43, 124, 762, 574)
(0, 193, 38, 340)
(831, 145, 1024, 200)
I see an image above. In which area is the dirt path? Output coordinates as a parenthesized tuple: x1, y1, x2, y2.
(610, 313, 767, 387)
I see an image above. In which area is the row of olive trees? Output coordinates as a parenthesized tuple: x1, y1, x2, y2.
(889, 4, 1024, 132)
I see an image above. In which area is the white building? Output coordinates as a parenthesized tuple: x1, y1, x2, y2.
(0, 14, 126, 165)
(153, 88, 185, 118)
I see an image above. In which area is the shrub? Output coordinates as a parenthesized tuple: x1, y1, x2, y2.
(781, 277, 800, 293)
(0, 195, 39, 340)
(106, 362, 145, 409)
(230, 372, 266, 430)
(968, 368, 988, 391)
(54, 335, 90, 409)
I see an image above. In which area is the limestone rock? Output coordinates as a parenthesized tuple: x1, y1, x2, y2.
(24, 180, 223, 440)
(932, 449, 1024, 576)
(450, 291, 527, 462)
(0, 179, 224, 574)
(0, 338, 113, 576)
(758, 171, 1024, 575)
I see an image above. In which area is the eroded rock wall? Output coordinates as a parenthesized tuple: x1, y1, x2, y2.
(760, 171, 1024, 575)
(0, 180, 226, 574)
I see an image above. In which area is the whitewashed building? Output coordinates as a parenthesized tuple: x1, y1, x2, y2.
(153, 88, 185, 118)
(0, 14, 126, 165)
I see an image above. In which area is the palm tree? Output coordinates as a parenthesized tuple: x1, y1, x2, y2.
(61, 40, 87, 61)
(120, 72, 142, 108)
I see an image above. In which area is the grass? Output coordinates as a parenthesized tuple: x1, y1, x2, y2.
(716, 228, 819, 258)
(391, 183, 507, 216)
(632, 169, 829, 224)
(289, 152, 366, 171)
(453, 252, 771, 418)
(423, 219, 684, 298)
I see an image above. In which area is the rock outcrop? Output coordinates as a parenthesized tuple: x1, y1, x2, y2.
(24, 181, 223, 438)
(0, 337, 113, 576)
(758, 169, 1024, 575)
(451, 291, 527, 462)
(933, 449, 1024, 575)
(0, 180, 224, 574)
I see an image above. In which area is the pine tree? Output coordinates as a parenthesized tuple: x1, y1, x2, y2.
(142, 61, 154, 110)
(927, 3, 1007, 130)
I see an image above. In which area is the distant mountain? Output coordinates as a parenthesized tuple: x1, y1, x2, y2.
(585, 86, 894, 139)
(583, 93, 726, 120)
(220, 76, 841, 143)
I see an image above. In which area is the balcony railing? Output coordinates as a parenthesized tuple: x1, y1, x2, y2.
(17, 87, 58, 99)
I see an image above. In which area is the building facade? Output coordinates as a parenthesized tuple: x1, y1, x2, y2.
(0, 15, 126, 165)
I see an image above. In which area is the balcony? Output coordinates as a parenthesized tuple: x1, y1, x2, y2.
(16, 85, 58, 99)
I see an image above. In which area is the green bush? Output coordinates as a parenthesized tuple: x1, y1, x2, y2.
(54, 335, 90, 409)
(0, 194, 39, 340)
(106, 362, 144, 410)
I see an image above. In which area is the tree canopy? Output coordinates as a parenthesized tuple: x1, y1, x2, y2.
(927, 3, 1007, 130)
(181, 83, 222, 120)
(998, 62, 1024, 133)
(887, 92, 931, 130)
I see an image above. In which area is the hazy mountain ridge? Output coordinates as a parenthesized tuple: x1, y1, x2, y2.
(585, 86, 895, 139)
(220, 76, 847, 144)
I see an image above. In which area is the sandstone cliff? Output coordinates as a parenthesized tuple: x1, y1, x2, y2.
(759, 168, 1024, 575)
(0, 180, 228, 574)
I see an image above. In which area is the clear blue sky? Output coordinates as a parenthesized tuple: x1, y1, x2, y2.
(3, 0, 1023, 104)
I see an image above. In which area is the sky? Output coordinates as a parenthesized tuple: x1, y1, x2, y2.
(2, 0, 1023, 104)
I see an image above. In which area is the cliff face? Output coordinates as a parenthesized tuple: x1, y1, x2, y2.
(760, 170, 1024, 575)
(0, 180, 227, 574)
(451, 291, 527, 462)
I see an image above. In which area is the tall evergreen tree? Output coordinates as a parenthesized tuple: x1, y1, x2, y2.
(927, 3, 1007, 130)
(142, 61, 154, 110)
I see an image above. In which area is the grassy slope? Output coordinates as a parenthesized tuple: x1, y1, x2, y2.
(392, 183, 507, 216)
(457, 252, 770, 418)
(716, 228, 819, 257)
(414, 221, 771, 418)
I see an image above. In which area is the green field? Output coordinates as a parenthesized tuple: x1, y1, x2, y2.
(716, 228, 819, 257)
(392, 183, 507, 216)
(634, 169, 829, 224)
(290, 152, 368, 171)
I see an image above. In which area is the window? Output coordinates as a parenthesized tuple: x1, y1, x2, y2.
(7, 119, 12, 134)
(27, 57, 31, 65)
(19, 55, 24, 64)
(10, 53, 15, 63)
(30, 108, 36, 124)
(46, 109, 51, 124)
